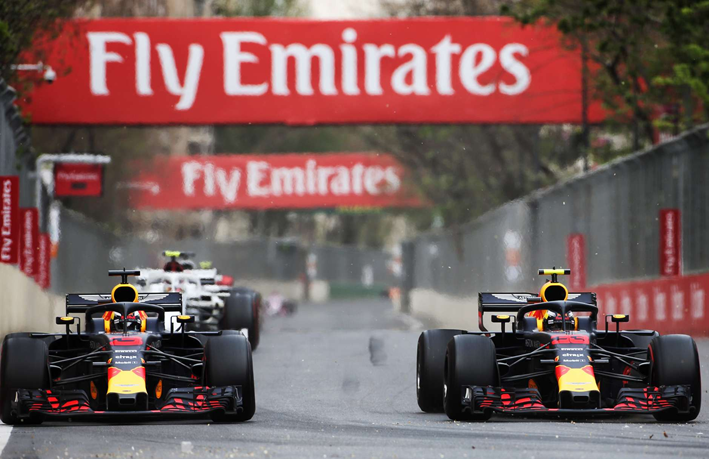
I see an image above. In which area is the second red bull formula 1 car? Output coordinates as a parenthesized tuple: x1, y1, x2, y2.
(416, 268, 701, 421)
(0, 269, 255, 425)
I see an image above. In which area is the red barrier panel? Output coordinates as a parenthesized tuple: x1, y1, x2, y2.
(595, 273, 709, 336)
(36, 233, 51, 289)
(54, 163, 104, 197)
(0, 176, 19, 264)
(22, 17, 603, 125)
(19, 208, 39, 278)
(129, 153, 420, 210)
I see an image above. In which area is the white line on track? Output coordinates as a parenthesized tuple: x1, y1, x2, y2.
(0, 425, 12, 457)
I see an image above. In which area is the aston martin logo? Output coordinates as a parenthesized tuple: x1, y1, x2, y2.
(491, 293, 533, 303)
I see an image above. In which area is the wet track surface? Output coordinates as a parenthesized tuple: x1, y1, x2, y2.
(2, 298, 709, 458)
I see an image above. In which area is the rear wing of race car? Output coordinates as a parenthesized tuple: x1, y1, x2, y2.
(65, 292, 183, 314)
(478, 292, 597, 330)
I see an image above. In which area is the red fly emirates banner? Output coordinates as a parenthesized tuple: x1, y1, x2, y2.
(23, 18, 603, 125)
(129, 154, 420, 210)
(0, 176, 19, 264)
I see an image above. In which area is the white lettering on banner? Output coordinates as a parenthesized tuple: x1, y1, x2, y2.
(271, 43, 337, 96)
(88, 32, 132, 95)
(671, 285, 684, 321)
(221, 32, 269, 96)
(391, 44, 430, 95)
(1, 180, 12, 262)
(180, 160, 403, 205)
(22, 211, 34, 274)
(56, 171, 100, 181)
(87, 29, 532, 109)
(431, 36, 461, 95)
(156, 43, 204, 110)
(637, 291, 649, 322)
(90, 32, 204, 109)
(134, 32, 153, 95)
(182, 161, 242, 203)
(691, 282, 705, 319)
(621, 292, 632, 316)
(340, 28, 360, 95)
(654, 288, 666, 321)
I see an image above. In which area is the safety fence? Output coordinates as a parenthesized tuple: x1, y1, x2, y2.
(53, 206, 398, 298)
(402, 125, 709, 333)
(0, 78, 34, 206)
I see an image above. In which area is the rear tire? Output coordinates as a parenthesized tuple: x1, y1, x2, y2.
(416, 329, 464, 413)
(204, 334, 255, 422)
(444, 335, 499, 421)
(222, 289, 261, 351)
(1, 335, 50, 425)
(649, 335, 701, 422)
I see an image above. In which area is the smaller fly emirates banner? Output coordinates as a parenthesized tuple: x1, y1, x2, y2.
(130, 154, 420, 210)
(23, 18, 603, 125)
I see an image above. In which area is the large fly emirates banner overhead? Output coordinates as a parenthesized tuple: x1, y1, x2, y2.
(129, 154, 420, 210)
(24, 18, 602, 125)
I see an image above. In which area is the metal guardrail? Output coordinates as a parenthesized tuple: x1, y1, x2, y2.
(404, 125, 709, 300)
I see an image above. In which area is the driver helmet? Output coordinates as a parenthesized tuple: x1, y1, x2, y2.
(542, 310, 577, 331)
(103, 311, 147, 333)
(163, 260, 184, 272)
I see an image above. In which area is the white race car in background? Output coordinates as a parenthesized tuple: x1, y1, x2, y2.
(132, 251, 261, 350)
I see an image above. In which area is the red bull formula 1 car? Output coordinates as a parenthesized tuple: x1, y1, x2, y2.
(416, 268, 701, 421)
(0, 269, 255, 424)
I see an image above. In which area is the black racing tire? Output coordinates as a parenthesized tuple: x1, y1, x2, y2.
(222, 289, 260, 351)
(416, 329, 465, 413)
(649, 335, 701, 422)
(1, 334, 50, 425)
(204, 334, 255, 422)
(444, 334, 499, 421)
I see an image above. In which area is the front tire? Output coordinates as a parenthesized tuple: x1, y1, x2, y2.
(444, 334, 499, 421)
(649, 334, 701, 422)
(1, 335, 50, 425)
(222, 289, 261, 351)
(204, 334, 255, 422)
(416, 329, 464, 413)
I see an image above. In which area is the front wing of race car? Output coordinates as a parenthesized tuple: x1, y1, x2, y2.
(462, 385, 692, 416)
(9, 385, 244, 420)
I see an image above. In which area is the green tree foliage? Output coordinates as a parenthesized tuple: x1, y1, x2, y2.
(0, 0, 90, 84)
(502, 0, 709, 144)
(655, 1, 709, 122)
(211, 0, 303, 17)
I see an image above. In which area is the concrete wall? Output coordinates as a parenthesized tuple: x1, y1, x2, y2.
(405, 288, 506, 332)
(0, 264, 64, 339)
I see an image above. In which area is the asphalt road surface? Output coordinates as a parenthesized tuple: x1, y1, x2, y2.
(2, 298, 709, 458)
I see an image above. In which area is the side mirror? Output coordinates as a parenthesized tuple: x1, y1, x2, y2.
(177, 315, 195, 324)
(56, 316, 75, 325)
(526, 297, 542, 303)
(611, 314, 630, 323)
(492, 315, 511, 323)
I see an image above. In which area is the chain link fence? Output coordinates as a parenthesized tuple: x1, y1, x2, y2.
(53, 206, 397, 297)
(1, 79, 35, 207)
(403, 125, 709, 302)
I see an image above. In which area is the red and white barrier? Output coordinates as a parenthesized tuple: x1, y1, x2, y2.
(595, 272, 708, 335)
